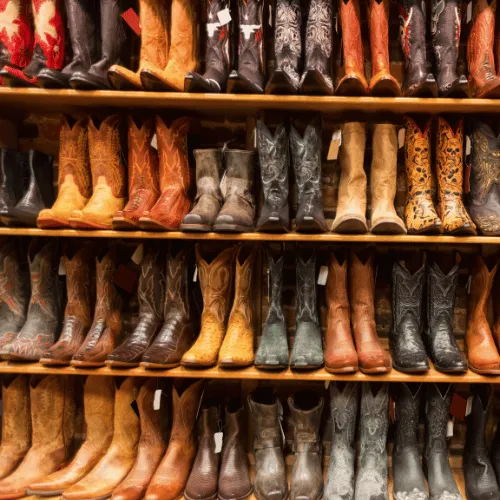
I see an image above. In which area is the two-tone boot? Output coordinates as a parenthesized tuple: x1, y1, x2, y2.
(0, 150, 27, 225)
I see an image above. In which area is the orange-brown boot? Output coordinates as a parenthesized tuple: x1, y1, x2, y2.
(37, 116, 91, 229)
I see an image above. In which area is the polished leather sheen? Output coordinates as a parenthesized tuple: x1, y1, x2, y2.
(0, 149, 26, 223)
(0, 0, 32, 71)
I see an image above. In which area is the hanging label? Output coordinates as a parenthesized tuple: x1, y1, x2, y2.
(466, 396, 473, 416)
(153, 389, 162, 410)
(131, 244, 144, 265)
(327, 129, 342, 161)
(268, 4, 272, 26)
(334, 13, 339, 34)
(217, 8, 232, 26)
(58, 258, 66, 276)
(447, 417, 454, 438)
(121, 8, 141, 35)
(317, 266, 329, 286)
(151, 134, 158, 150)
(214, 432, 224, 453)
(193, 265, 198, 282)
(398, 128, 405, 149)
(466, 1, 472, 23)
(390, 397, 395, 423)
(466, 135, 472, 156)
(450, 393, 467, 421)
(277, 400, 286, 445)
(254, 128, 257, 149)
(467, 275, 471, 294)
(267, 268, 270, 302)
(324, 380, 330, 390)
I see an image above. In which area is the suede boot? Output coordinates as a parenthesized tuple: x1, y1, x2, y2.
(0, 150, 27, 225)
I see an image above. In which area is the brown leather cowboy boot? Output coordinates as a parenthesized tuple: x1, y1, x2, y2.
(27, 376, 115, 495)
(145, 380, 205, 500)
(69, 115, 126, 229)
(113, 117, 160, 229)
(108, 0, 169, 90)
(37, 116, 91, 229)
(63, 377, 140, 500)
(182, 245, 236, 367)
(139, 117, 192, 231)
(0, 376, 30, 480)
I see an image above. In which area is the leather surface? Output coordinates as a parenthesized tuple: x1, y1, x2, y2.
(0, 0, 32, 68)
(0, 149, 26, 216)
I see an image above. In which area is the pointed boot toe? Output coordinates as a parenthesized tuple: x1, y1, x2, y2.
(180, 212, 212, 232)
(184, 73, 222, 93)
(107, 65, 143, 90)
(324, 351, 359, 373)
(265, 69, 299, 95)
(392, 354, 429, 373)
(370, 216, 407, 235)
(331, 215, 368, 234)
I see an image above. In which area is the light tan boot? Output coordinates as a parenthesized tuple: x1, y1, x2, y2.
(370, 123, 406, 234)
(330, 122, 368, 233)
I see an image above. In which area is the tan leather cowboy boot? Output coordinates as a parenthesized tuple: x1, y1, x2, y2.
(182, 245, 236, 367)
(63, 377, 140, 500)
(370, 123, 406, 234)
(0, 376, 30, 480)
(37, 116, 91, 229)
(108, 0, 170, 90)
(331, 122, 368, 233)
(219, 245, 258, 367)
(145, 380, 204, 500)
(27, 376, 115, 495)
(69, 115, 126, 229)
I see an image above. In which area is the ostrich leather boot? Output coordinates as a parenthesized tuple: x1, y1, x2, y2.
(112, 117, 160, 229)
(324, 251, 358, 373)
(336, 0, 368, 96)
(139, 117, 192, 231)
(107, 245, 165, 367)
(436, 117, 475, 235)
(71, 249, 122, 367)
(69, 115, 126, 229)
(141, 0, 198, 91)
(370, 123, 406, 234)
(0, 376, 30, 480)
(145, 380, 205, 500)
(404, 117, 442, 234)
(27, 376, 115, 495)
(367, 0, 400, 96)
(0, 375, 75, 500)
(40, 244, 95, 365)
(111, 379, 167, 500)
(1, 239, 61, 362)
(37, 116, 92, 229)
(219, 245, 258, 367)
(349, 250, 391, 373)
(141, 247, 195, 368)
(182, 245, 236, 367)
(62, 377, 140, 500)
(331, 122, 368, 234)
(466, 256, 500, 374)
(467, 0, 500, 98)
(0, 150, 27, 224)
(108, 0, 169, 90)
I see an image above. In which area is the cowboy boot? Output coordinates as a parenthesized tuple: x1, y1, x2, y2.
(181, 149, 224, 232)
(265, 0, 301, 94)
(1, 239, 62, 362)
(424, 384, 462, 500)
(256, 121, 290, 232)
(112, 117, 160, 230)
(466, 256, 500, 374)
(71, 248, 122, 367)
(350, 250, 391, 373)
(185, 0, 231, 92)
(69, 115, 126, 229)
(467, 0, 500, 98)
(399, 0, 438, 97)
(145, 380, 205, 500)
(324, 251, 358, 373)
(70, 0, 129, 89)
(367, 0, 400, 96)
(111, 379, 168, 500)
(62, 377, 140, 500)
(255, 247, 288, 369)
(141, 246, 195, 368)
(288, 392, 324, 500)
(290, 118, 327, 233)
(40, 244, 95, 365)
(431, 0, 468, 97)
(492, 272, 500, 356)
(108, 0, 169, 90)
(290, 251, 323, 369)
(181, 245, 236, 367)
(37, 116, 92, 229)
(248, 388, 287, 500)
(107, 245, 165, 367)
(0, 375, 75, 500)
(467, 120, 500, 236)
(392, 383, 427, 500)
(140, 0, 198, 91)
(213, 150, 256, 232)
(0, 150, 27, 225)
(26, 376, 115, 495)
(37, 0, 100, 88)
(324, 383, 358, 500)
(299, 0, 334, 95)
(139, 117, 192, 231)
(219, 244, 258, 367)
(227, 0, 265, 93)
(331, 122, 368, 234)
(404, 117, 442, 234)
(336, 0, 368, 96)
(0, 376, 30, 480)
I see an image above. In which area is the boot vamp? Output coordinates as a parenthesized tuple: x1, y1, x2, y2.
(217, 195, 255, 227)
(295, 194, 326, 229)
(220, 311, 254, 364)
(0, 185, 17, 212)
(218, 443, 252, 500)
(73, 319, 119, 362)
(425, 453, 461, 500)
(324, 441, 355, 500)
(45, 319, 88, 360)
(184, 438, 220, 499)
(464, 451, 498, 497)
(182, 314, 225, 365)
(0, 445, 27, 480)
(185, 193, 221, 225)
(82, 184, 125, 220)
(253, 447, 287, 500)
(290, 452, 323, 500)
(355, 452, 388, 500)
(436, 64, 459, 94)
(427, 319, 465, 369)
(122, 188, 158, 219)
(392, 449, 427, 499)
(291, 321, 323, 367)
(49, 183, 88, 218)
(469, 200, 500, 235)
(391, 318, 428, 368)
(255, 321, 288, 367)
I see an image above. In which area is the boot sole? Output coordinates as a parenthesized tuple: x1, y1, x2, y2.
(68, 220, 111, 230)
(254, 364, 288, 370)
(39, 358, 72, 366)
(105, 359, 140, 368)
(138, 218, 178, 231)
(467, 364, 500, 375)
(140, 361, 181, 369)
(392, 362, 429, 373)
(107, 70, 142, 91)
(37, 217, 71, 229)
(324, 365, 358, 374)
(179, 223, 212, 232)
(219, 488, 253, 500)
(112, 217, 140, 230)
(359, 366, 392, 374)
(213, 224, 253, 233)
(218, 360, 254, 368)
(70, 360, 106, 368)
(185, 492, 217, 500)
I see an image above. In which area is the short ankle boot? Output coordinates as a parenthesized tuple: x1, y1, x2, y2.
(0, 150, 27, 224)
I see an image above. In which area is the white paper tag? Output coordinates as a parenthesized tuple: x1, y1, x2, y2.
(467, 275, 472, 294)
(268, 3, 272, 26)
(324, 380, 330, 390)
(447, 417, 454, 438)
(327, 129, 342, 160)
(193, 265, 198, 282)
(58, 258, 66, 276)
(334, 13, 338, 33)
(466, 396, 473, 416)
(254, 128, 257, 148)
(217, 8, 231, 26)
(214, 432, 223, 453)
(466, 136, 472, 156)
(153, 389, 161, 410)
(151, 133, 157, 150)
(277, 400, 285, 446)
(398, 128, 405, 149)
(466, 1, 472, 23)
(267, 268, 270, 302)
(131, 244, 144, 265)
(317, 265, 328, 286)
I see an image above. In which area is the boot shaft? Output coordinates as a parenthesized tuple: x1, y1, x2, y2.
(468, 256, 497, 321)
(193, 149, 223, 200)
(0, 0, 32, 67)
(224, 150, 256, 205)
(399, 0, 427, 66)
(329, 382, 358, 448)
(427, 258, 458, 331)
(31, 0, 64, 69)
(274, 0, 302, 71)
(169, 0, 198, 65)
(393, 383, 422, 452)
(20, 150, 54, 211)
(288, 392, 323, 447)
(224, 403, 244, 442)
(303, 0, 333, 69)
(326, 251, 350, 321)
(431, 0, 461, 72)
(139, 0, 169, 69)
(465, 385, 490, 454)
(368, 0, 390, 74)
(164, 246, 191, 319)
(0, 149, 25, 206)
(83, 376, 115, 444)
(231, 245, 257, 319)
(197, 406, 220, 438)
(94, 248, 121, 320)
(370, 123, 397, 204)
(436, 117, 464, 193)
(349, 250, 375, 320)
(265, 249, 284, 324)
(358, 383, 389, 457)
(204, 0, 230, 72)
(248, 389, 283, 450)
(424, 383, 452, 458)
(296, 253, 318, 324)
(237, 0, 264, 70)
(98, 0, 128, 67)
(111, 377, 140, 449)
(170, 380, 205, 441)
(138, 245, 165, 321)
(404, 117, 433, 192)
(339, 0, 364, 72)
(1, 375, 31, 446)
(137, 378, 167, 447)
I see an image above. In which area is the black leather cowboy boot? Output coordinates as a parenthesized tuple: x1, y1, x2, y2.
(0, 150, 27, 225)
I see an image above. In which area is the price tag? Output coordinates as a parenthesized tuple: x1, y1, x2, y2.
(327, 129, 342, 160)
(131, 244, 144, 265)
(59, 258, 66, 275)
(466, 396, 473, 416)
(214, 432, 224, 453)
(193, 265, 198, 282)
(467, 275, 471, 294)
(466, 135, 471, 156)
(317, 266, 328, 285)
(447, 417, 454, 438)
(466, 1, 472, 23)
(398, 128, 405, 149)
(217, 8, 232, 25)
(151, 134, 157, 150)
(153, 389, 161, 410)
(268, 4, 272, 26)
(324, 380, 330, 390)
